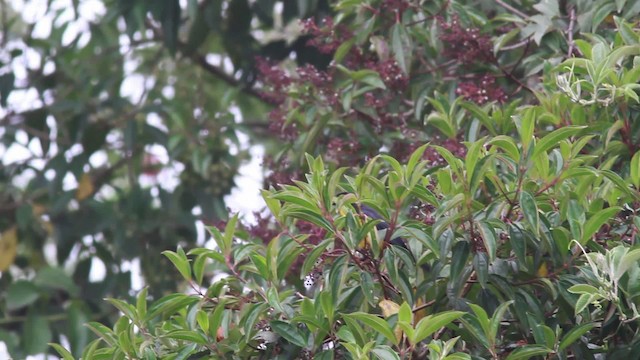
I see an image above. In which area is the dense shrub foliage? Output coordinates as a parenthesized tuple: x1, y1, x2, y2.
(2, 0, 640, 359)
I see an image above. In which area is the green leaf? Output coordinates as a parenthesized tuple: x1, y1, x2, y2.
(146, 294, 199, 320)
(505, 345, 552, 360)
(136, 287, 148, 321)
(261, 189, 281, 218)
(372, 345, 401, 360)
(6, 281, 40, 311)
(192, 254, 207, 285)
(520, 191, 539, 236)
(449, 241, 470, 281)
(413, 311, 464, 344)
(301, 239, 332, 279)
(184, 8, 210, 53)
(336, 326, 357, 343)
(343, 312, 398, 345)
(630, 151, 640, 188)
(468, 304, 491, 337)
(271, 320, 307, 347)
(334, 38, 356, 63)
(391, 23, 410, 74)
(574, 293, 595, 315)
(159, 0, 181, 55)
(559, 323, 595, 351)
(250, 253, 269, 280)
(532, 126, 585, 158)
(615, 248, 640, 281)
(80, 339, 102, 360)
(196, 310, 209, 334)
(281, 207, 333, 232)
(267, 287, 285, 315)
(67, 301, 89, 357)
(473, 252, 489, 288)
(0, 72, 15, 108)
(515, 108, 536, 151)
(406, 143, 429, 177)
(581, 206, 620, 244)
(433, 145, 463, 175)
(601, 169, 638, 199)
(398, 302, 412, 324)
(162, 247, 192, 281)
(24, 313, 53, 355)
(615, 16, 639, 45)
(320, 290, 335, 324)
(476, 221, 497, 262)
(85, 322, 117, 346)
(33, 266, 79, 296)
(489, 301, 513, 341)
(209, 300, 227, 341)
(567, 284, 600, 295)
(105, 298, 137, 320)
(354, 70, 386, 89)
(166, 330, 208, 344)
(223, 214, 239, 253)
(49, 343, 75, 360)
(591, 3, 616, 32)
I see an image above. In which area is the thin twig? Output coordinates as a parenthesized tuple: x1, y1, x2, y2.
(412, 299, 436, 313)
(566, 6, 577, 58)
(495, 0, 529, 19)
(501, 38, 531, 51)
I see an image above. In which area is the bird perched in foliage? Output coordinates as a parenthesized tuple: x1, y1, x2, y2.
(352, 202, 410, 250)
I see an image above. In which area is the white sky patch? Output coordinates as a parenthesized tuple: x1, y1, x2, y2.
(121, 258, 143, 291)
(120, 73, 147, 103)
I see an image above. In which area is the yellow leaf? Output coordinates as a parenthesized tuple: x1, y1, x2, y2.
(0, 227, 18, 271)
(537, 262, 548, 278)
(76, 173, 94, 201)
(379, 300, 402, 343)
(379, 299, 400, 317)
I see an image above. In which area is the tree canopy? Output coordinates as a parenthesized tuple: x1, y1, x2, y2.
(2, 0, 640, 359)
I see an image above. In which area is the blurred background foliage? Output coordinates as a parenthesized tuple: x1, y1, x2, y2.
(2, 0, 640, 358)
(0, 0, 334, 356)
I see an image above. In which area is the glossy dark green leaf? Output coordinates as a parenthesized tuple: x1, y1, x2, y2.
(270, 320, 307, 347)
(450, 241, 470, 281)
(473, 252, 489, 288)
(519, 191, 539, 236)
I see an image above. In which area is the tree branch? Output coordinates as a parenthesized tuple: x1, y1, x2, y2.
(566, 6, 577, 58)
(189, 53, 265, 102)
(495, 0, 529, 19)
(144, 18, 269, 105)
